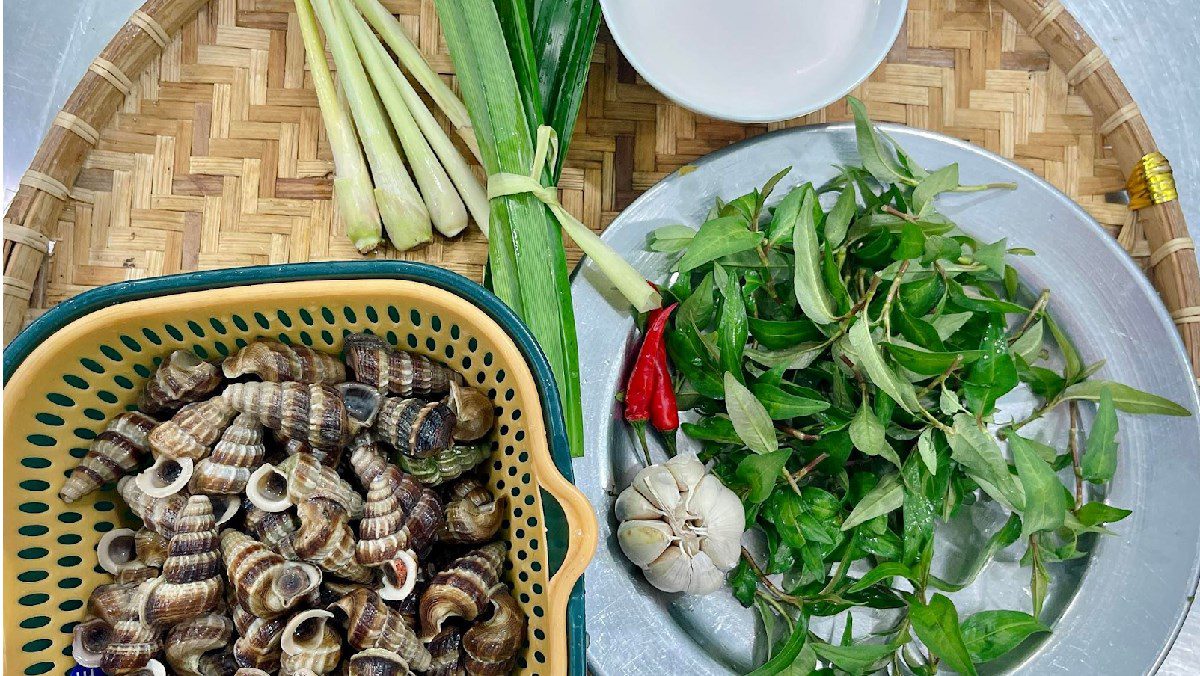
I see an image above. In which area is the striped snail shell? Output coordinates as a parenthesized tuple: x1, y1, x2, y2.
(397, 442, 491, 486)
(463, 587, 527, 676)
(342, 331, 456, 398)
(327, 588, 431, 670)
(354, 464, 424, 566)
(441, 478, 507, 545)
(190, 413, 264, 494)
(376, 397, 457, 459)
(59, 411, 155, 503)
(346, 648, 413, 676)
(148, 397, 237, 461)
(292, 497, 374, 584)
(418, 541, 507, 639)
(243, 504, 300, 560)
(221, 529, 322, 619)
(447, 382, 496, 442)
(139, 350, 222, 415)
(283, 452, 366, 517)
(425, 625, 465, 676)
(223, 381, 355, 450)
(279, 609, 342, 675)
(164, 612, 234, 676)
(140, 495, 223, 627)
(347, 433, 388, 489)
(72, 616, 113, 669)
(100, 579, 162, 675)
(118, 476, 187, 538)
(231, 601, 287, 672)
(222, 340, 346, 384)
(135, 528, 168, 569)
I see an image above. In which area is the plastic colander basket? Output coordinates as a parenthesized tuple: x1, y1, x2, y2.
(2, 261, 597, 676)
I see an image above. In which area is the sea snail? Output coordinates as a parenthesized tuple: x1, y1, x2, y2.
(615, 453, 745, 595)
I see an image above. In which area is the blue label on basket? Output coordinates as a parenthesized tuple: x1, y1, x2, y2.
(69, 666, 103, 676)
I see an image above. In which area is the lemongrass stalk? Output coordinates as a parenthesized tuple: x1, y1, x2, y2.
(294, 0, 382, 253)
(351, 0, 482, 163)
(311, 0, 430, 250)
(355, 23, 489, 236)
(338, 0, 468, 237)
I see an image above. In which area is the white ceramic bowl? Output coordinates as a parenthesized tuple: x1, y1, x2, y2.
(600, 0, 908, 123)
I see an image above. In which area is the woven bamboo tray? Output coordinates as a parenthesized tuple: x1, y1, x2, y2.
(4, 0, 1198, 380)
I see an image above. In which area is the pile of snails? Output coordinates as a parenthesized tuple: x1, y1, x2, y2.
(62, 333, 526, 676)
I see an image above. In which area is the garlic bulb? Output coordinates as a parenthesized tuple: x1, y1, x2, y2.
(615, 453, 744, 595)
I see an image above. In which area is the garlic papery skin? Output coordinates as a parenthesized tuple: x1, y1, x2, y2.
(614, 453, 744, 595)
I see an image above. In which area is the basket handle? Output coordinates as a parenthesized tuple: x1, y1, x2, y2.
(535, 451, 598, 675)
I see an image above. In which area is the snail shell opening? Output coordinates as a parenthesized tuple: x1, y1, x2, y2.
(378, 550, 418, 601)
(337, 382, 383, 432)
(280, 608, 333, 655)
(134, 456, 194, 498)
(96, 528, 138, 575)
(274, 561, 322, 605)
(71, 617, 112, 668)
(130, 659, 168, 676)
(209, 494, 242, 527)
(246, 464, 292, 512)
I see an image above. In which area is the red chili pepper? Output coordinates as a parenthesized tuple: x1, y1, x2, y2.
(625, 301, 677, 465)
(650, 332, 679, 457)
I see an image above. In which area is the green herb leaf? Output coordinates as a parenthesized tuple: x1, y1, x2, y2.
(745, 342, 827, 371)
(792, 190, 837, 325)
(750, 382, 830, 419)
(842, 472, 904, 530)
(972, 239, 1008, 277)
(947, 414, 1025, 511)
(1063, 380, 1190, 416)
(677, 271, 716, 329)
(917, 428, 938, 474)
(1030, 541, 1049, 618)
(932, 311, 973, 341)
(765, 184, 805, 247)
(681, 417, 740, 444)
(850, 398, 901, 468)
(908, 594, 978, 676)
(848, 97, 910, 186)
(648, 224, 697, 253)
(737, 449, 792, 503)
(825, 183, 857, 247)
(884, 343, 981, 376)
(1045, 315, 1082, 381)
(747, 614, 809, 676)
(846, 562, 915, 593)
(845, 319, 920, 414)
(748, 317, 822, 350)
(1075, 502, 1132, 527)
(725, 372, 778, 454)
(811, 641, 895, 675)
(912, 163, 959, 216)
(1081, 386, 1119, 482)
(718, 269, 749, 380)
(1011, 319, 1044, 363)
(962, 322, 1019, 415)
(960, 610, 1049, 663)
(677, 216, 765, 273)
(729, 558, 757, 607)
(939, 388, 964, 415)
(1010, 433, 1069, 537)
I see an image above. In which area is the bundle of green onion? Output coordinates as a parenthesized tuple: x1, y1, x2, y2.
(294, 0, 489, 252)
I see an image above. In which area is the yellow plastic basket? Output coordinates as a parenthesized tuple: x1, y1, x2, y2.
(3, 262, 597, 676)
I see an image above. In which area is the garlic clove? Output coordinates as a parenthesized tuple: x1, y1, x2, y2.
(616, 520, 674, 568)
(614, 485, 662, 521)
(691, 475, 745, 571)
(631, 465, 683, 514)
(664, 452, 707, 491)
(644, 548, 724, 595)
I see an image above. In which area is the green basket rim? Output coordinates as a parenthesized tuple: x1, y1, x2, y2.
(3, 260, 586, 675)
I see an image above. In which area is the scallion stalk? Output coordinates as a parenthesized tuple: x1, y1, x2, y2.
(311, 0, 431, 250)
(338, 0, 468, 237)
(293, 0, 382, 253)
(352, 0, 482, 163)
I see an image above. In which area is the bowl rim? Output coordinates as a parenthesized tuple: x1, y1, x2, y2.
(3, 260, 589, 675)
(598, 0, 909, 123)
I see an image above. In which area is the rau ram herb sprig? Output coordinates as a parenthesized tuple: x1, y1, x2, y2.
(650, 97, 1189, 674)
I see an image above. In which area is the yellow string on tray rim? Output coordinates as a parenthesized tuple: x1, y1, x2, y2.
(1127, 151, 1178, 210)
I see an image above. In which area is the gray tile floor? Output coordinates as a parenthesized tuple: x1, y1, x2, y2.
(4, 0, 1200, 671)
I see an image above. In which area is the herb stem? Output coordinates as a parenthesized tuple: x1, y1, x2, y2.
(953, 181, 1019, 193)
(839, 273, 884, 321)
(777, 425, 821, 442)
(1068, 401, 1084, 508)
(883, 205, 917, 222)
(790, 452, 829, 483)
(742, 548, 804, 607)
(880, 260, 910, 339)
(1010, 289, 1050, 343)
(782, 468, 802, 497)
(818, 537, 855, 596)
(918, 355, 963, 396)
(1008, 393, 1065, 433)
